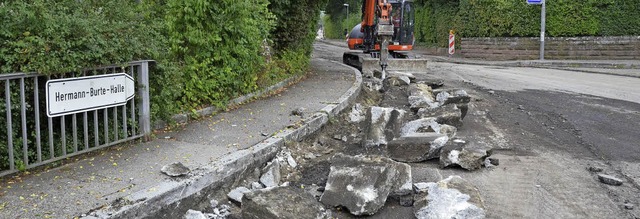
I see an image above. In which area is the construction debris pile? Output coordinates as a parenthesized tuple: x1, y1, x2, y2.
(184, 74, 498, 219)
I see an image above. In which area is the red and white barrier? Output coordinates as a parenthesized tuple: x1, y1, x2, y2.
(449, 30, 455, 56)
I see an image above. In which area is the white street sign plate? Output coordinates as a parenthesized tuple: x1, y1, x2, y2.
(46, 73, 135, 117)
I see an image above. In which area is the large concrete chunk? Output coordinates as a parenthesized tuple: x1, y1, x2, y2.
(161, 162, 190, 177)
(408, 84, 440, 110)
(414, 176, 485, 219)
(440, 141, 493, 171)
(242, 187, 329, 219)
(387, 133, 449, 162)
(435, 89, 471, 106)
(227, 187, 251, 204)
(320, 154, 412, 215)
(260, 160, 281, 188)
(401, 118, 457, 139)
(348, 103, 366, 123)
(417, 104, 464, 128)
(362, 107, 406, 148)
(183, 210, 207, 219)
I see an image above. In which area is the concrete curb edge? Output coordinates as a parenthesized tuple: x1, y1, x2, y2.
(153, 75, 305, 130)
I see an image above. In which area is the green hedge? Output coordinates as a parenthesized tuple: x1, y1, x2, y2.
(415, 0, 640, 47)
(0, 0, 325, 171)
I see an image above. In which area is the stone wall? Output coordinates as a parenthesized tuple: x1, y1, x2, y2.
(461, 36, 640, 60)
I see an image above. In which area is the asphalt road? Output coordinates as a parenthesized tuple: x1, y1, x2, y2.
(418, 62, 640, 218)
(310, 41, 640, 218)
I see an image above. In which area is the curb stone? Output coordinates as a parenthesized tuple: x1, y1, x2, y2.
(83, 59, 363, 219)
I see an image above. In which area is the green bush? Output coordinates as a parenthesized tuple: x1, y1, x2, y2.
(0, 0, 162, 74)
(165, 0, 274, 109)
(323, 14, 362, 39)
(414, 0, 640, 47)
(0, 0, 326, 172)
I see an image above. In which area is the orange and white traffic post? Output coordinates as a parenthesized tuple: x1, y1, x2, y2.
(448, 30, 455, 57)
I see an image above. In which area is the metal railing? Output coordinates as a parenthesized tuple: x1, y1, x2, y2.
(1, 61, 152, 177)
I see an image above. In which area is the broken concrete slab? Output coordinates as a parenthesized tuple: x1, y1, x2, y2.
(227, 187, 251, 204)
(287, 153, 298, 169)
(242, 186, 329, 219)
(320, 154, 412, 216)
(184, 209, 207, 219)
(416, 79, 444, 88)
(408, 84, 440, 110)
(362, 107, 406, 148)
(434, 89, 471, 106)
(400, 118, 457, 139)
(440, 140, 493, 171)
(414, 176, 485, 219)
(348, 103, 365, 123)
(260, 160, 281, 188)
(417, 104, 463, 128)
(251, 182, 265, 190)
(161, 162, 190, 177)
(387, 133, 450, 162)
(386, 70, 417, 82)
(597, 174, 624, 186)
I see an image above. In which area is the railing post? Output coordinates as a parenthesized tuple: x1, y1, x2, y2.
(137, 62, 151, 141)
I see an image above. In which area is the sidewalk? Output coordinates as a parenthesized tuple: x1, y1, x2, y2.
(416, 54, 640, 78)
(318, 39, 640, 78)
(0, 57, 362, 218)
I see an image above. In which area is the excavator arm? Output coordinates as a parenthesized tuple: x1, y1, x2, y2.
(376, 0, 393, 78)
(344, 0, 428, 79)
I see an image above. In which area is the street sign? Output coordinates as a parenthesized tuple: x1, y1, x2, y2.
(527, 0, 542, 4)
(46, 73, 135, 117)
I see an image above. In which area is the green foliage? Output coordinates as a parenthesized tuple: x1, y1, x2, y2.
(414, 0, 640, 47)
(0, 0, 162, 74)
(269, 0, 327, 55)
(323, 14, 363, 39)
(165, 0, 275, 109)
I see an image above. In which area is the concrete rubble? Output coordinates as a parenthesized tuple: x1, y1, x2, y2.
(413, 176, 485, 219)
(417, 104, 463, 128)
(387, 133, 449, 162)
(227, 187, 251, 204)
(161, 162, 190, 177)
(348, 103, 366, 123)
(408, 84, 440, 110)
(440, 140, 493, 171)
(320, 153, 413, 216)
(362, 106, 406, 148)
(242, 186, 329, 219)
(435, 89, 471, 106)
(400, 118, 457, 139)
(184, 209, 207, 219)
(183, 201, 231, 219)
(597, 174, 624, 186)
(260, 160, 281, 188)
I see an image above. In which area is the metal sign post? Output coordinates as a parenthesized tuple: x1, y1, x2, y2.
(528, 0, 546, 60)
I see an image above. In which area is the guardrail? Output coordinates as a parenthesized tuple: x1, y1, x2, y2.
(1, 61, 152, 177)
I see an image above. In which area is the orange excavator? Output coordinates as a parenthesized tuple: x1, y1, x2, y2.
(343, 0, 427, 79)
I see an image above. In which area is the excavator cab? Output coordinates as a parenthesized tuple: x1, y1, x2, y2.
(346, 0, 415, 55)
(344, 0, 427, 79)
